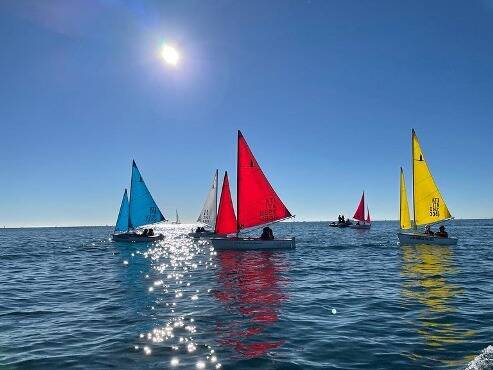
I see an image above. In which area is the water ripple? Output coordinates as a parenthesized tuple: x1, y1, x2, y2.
(0, 221, 492, 369)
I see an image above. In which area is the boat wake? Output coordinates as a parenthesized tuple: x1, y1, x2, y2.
(465, 345, 493, 370)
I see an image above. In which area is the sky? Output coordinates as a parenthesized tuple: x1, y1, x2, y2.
(1, 0, 493, 227)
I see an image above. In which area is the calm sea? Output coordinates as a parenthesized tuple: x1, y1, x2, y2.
(1, 220, 493, 370)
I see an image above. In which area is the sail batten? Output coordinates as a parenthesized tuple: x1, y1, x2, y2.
(411, 130, 451, 226)
(197, 170, 218, 228)
(400, 167, 412, 230)
(129, 160, 165, 228)
(115, 189, 130, 232)
(215, 172, 238, 235)
(237, 130, 291, 230)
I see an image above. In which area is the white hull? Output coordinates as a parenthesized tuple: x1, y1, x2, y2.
(349, 223, 371, 229)
(188, 230, 215, 239)
(397, 232, 457, 245)
(112, 233, 164, 243)
(211, 237, 295, 250)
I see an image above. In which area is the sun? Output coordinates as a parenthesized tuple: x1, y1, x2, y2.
(161, 44, 180, 66)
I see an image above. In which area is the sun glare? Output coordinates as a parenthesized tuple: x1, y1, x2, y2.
(161, 44, 180, 66)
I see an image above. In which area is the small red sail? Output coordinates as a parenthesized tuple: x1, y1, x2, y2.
(353, 192, 365, 221)
(237, 130, 292, 230)
(215, 172, 238, 235)
(366, 207, 371, 223)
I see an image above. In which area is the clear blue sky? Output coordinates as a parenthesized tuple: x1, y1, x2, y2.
(1, 0, 493, 227)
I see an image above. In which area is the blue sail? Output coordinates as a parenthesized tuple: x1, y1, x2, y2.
(115, 189, 130, 233)
(129, 160, 165, 228)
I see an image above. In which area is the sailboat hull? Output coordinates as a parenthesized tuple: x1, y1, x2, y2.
(112, 233, 164, 243)
(188, 230, 215, 239)
(349, 223, 371, 229)
(397, 232, 457, 245)
(211, 237, 295, 250)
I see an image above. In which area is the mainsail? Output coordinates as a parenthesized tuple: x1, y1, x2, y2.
(400, 167, 412, 230)
(412, 130, 451, 226)
(129, 160, 166, 228)
(197, 169, 218, 228)
(215, 172, 238, 235)
(237, 130, 291, 230)
(115, 189, 130, 232)
(353, 192, 365, 222)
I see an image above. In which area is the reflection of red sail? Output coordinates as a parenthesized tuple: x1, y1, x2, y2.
(237, 131, 291, 230)
(214, 250, 287, 358)
(353, 192, 365, 221)
(215, 172, 238, 235)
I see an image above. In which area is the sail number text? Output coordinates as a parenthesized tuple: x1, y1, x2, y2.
(429, 198, 440, 217)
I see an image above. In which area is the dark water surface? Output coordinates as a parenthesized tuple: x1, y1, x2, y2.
(1, 220, 493, 369)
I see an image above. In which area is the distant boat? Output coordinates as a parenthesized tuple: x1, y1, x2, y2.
(172, 209, 181, 224)
(397, 130, 457, 245)
(189, 170, 218, 238)
(211, 131, 295, 250)
(349, 192, 371, 229)
(112, 160, 165, 242)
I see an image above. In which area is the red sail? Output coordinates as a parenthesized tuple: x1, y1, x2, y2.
(366, 207, 371, 223)
(353, 192, 365, 221)
(237, 130, 292, 230)
(215, 172, 238, 235)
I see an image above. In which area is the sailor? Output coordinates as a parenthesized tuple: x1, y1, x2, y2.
(195, 226, 201, 233)
(260, 226, 274, 240)
(424, 225, 434, 236)
(435, 225, 448, 238)
(338, 215, 342, 223)
(341, 215, 345, 223)
(148, 228, 154, 236)
(142, 228, 148, 236)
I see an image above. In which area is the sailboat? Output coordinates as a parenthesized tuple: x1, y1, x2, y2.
(211, 131, 295, 250)
(349, 192, 371, 229)
(112, 160, 166, 242)
(189, 170, 218, 238)
(397, 130, 457, 245)
(172, 209, 180, 224)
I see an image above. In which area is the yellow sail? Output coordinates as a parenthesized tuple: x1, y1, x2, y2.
(400, 167, 412, 230)
(412, 129, 452, 226)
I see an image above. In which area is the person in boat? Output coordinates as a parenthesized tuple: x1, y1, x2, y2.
(195, 226, 201, 233)
(424, 225, 434, 236)
(338, 215, 342, 223)
(340, 215, 345, 223)
(260, 226, 274, 240)
(435, 225, 448, 238)
(148, 228, 154, 236)
(142, 228, 148, 236)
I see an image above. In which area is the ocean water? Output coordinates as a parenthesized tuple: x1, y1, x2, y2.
(1, 220, 493, 370)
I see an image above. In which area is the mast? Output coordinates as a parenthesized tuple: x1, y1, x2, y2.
(411, 129, 416, 230)
(399, 167, 402, 229)
(362, 191, 365, 221)
(236, 130, 241, 235)
(215, 169, 218, 226)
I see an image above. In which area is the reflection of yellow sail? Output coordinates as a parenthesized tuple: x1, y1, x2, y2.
(400, 167, 412, 230)
(412, 130, 451, 226)
(401, 245, 474, 366)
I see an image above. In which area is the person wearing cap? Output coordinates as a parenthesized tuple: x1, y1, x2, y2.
(435, 225, 448, 238)
(424, 225, 434, 236)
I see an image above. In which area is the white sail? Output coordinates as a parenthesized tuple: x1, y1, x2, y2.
(197, 170, 218, 228)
